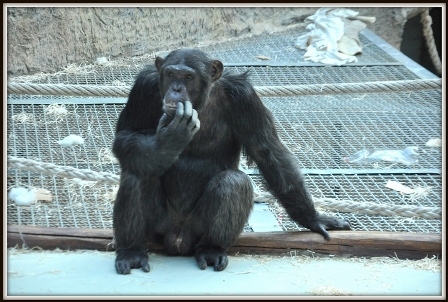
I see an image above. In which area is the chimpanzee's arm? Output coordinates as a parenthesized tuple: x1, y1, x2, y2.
(112, 66, 200, 177)
(113, 102, 200, 177)
(222, 76, 351, 239)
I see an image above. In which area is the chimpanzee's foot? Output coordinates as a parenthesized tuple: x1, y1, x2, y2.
(194, 246, 229, 271)
(115, 247, 150, 274)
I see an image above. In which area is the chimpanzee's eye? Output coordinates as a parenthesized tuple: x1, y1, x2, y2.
(186, 74, 193, 80)
(168, 72, 174, 77)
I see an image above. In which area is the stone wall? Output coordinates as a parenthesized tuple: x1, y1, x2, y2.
(6, 6, 425, 75)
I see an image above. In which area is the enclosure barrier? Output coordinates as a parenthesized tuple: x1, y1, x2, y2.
(7, 155, 441, 220)
(6, 79, 443, 219)
(7, 78, 443, 259)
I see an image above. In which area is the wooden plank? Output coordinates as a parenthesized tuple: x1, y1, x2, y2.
(7, 225, 441, 260)
(7, 225, 112, 237)
(7, 233, 116, 251)
(229, 231, 442, 259)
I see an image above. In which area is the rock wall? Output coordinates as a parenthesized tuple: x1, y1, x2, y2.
(6, 7, 424, 75)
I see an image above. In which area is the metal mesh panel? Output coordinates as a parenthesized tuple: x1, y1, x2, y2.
(7, 65, 419, 92)
(234, 65, 420, 86)
(7, 91, 442, 233)
(8, 90, 441, 171)
(7, 171, 442, 233)
(7, 173, 115, 229)
(8, 103, 121, 174)
(199, 29, 398, 65)
(251, 173, 442, 234)
(6, 28, 442, 234)
(265, 91, 442, 170)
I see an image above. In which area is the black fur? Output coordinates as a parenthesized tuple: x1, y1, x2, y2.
(112, 48, 351, 274)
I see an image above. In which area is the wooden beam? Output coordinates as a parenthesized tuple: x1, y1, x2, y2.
(227, 231, 442, 259)
(7, 225, 441, 260)
(7, 225, 118, 252)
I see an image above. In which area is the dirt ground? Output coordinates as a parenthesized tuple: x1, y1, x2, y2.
(6, 6, 426, 75)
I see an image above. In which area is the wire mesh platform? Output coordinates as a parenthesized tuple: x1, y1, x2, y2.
(6, 28, 442, 234)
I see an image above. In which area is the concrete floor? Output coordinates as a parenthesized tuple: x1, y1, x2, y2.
(5, 248, 443, 297)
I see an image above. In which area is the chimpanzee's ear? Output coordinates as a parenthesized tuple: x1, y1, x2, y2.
(155, 57, 164, 72)
(211, 60, 223, 82)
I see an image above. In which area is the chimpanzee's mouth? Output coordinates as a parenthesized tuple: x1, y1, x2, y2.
(163, 104, 177, 117)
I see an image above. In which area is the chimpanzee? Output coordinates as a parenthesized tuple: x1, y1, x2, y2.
(112, 48, 351, 274)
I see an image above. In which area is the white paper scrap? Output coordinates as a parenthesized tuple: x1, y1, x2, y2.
(385, 180, 415, 195)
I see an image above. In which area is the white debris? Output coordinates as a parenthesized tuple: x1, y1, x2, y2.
(295, 8, 375, 65)
(58, 134, 84, 147)
(8, 187, 37, 206)
(385, 180, 415, 195)
(45, 103, 68, 116)
(34, 188, 53, 202)
(425, 138, 442, 148)
(96, 57, 109, 65)
(71, 178, 97, 188)
(345, 146, 419, 166)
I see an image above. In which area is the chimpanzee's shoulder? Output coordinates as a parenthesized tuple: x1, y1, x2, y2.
(219, 70, 254, 96)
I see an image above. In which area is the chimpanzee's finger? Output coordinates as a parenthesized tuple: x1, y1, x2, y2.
(157, 113, 171, 130)
(171, 102, 185, 127)
(188, 109, 199, 129)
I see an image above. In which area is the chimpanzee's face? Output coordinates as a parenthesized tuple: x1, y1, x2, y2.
(155, 49, 223, 117)
(158, 63, 202, 117)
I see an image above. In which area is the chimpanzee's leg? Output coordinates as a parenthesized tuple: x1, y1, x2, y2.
(113, 172, 167, 274)
(191, 169, 254, 271)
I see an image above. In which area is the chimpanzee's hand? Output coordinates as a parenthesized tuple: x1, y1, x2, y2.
(307, 214, 351, 240)
(156, 101, 200, 148)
